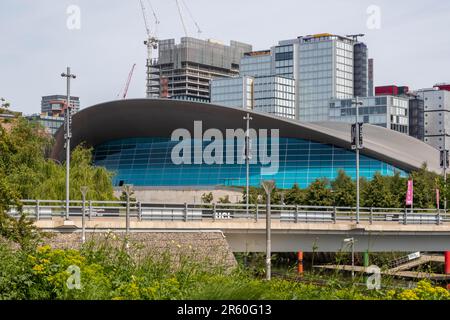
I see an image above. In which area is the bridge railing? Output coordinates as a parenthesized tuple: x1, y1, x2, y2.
(6, 200, 450, 225)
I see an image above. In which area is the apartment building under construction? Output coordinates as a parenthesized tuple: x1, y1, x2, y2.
(147, 37, 252, 102)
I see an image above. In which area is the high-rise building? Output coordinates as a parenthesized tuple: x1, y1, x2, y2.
(210, 76, 254, 109)
(409, 96, 425, 141)
(368, 58, 374, 96)
(353, 42, 368, 97)
(41, 95, 80, 117)
(148, 37, 252, 102)
(26, 114, 65, 135)
(329, 95, 409, 134)
(240, 50, 273, 77)
(210, 75, 295, 119)
(417, 85, 450, 150)
(271, 34, 365, 122)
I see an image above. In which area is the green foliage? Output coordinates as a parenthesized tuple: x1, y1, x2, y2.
(239, 165, 445, 209)
(0, 241, 448, 300)
(362, 172, 396, 208)
(201, 192, 213, 204)
(331, 170, 356, 207)
(411, 163, 439, 209)
(218, 195, 231, 204)
(0, 116, 115, 250)
(304, 179, 333, 206)
(0, 117, 115, 202)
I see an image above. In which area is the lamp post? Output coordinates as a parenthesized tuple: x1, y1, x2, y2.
(123, 184, 133, 235)
(244, 113, 253, 217)
(351, 97, 363, 224)
(343, 237, 355, 279)
(61, 67, 76, 220)
(80, 186, 88, 244)
(262, 180, 275, 281)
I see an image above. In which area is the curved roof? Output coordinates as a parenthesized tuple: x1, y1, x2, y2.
(51, 99, 440, 173)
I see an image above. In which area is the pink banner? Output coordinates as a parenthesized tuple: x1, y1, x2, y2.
(406, 180, 413, 206)
(436, 189, 440, 206)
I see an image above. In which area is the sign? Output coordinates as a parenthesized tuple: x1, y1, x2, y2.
(407, 252, 421, 261)
(405, 180, 413, 206)
(440, 150, 449, 169)
(351, 123, 364, 150)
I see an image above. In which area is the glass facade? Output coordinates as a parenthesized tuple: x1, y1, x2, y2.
(299, 37, 354, 122)
(210, 76, 253, 109)
(329, 95, 409, 134)
(240, 52, 273, 77)
(254, 76, 295, 119)
(26, 114, 64, 135)
(93, 137, 406, 189)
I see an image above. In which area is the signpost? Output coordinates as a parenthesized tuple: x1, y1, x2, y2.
(406, 179, 414, 215)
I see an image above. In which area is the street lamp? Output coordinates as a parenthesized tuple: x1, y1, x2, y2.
(61, 67, 76, 221)
(80, 186, 88, 244)
(343, 237, 355, 279)
(123, 184, 134, 235)
(351, 97, 363, 224)
(244, 113, 253, 217)
(262, 180, 275, 281)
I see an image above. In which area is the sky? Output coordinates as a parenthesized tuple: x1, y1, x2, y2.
(1, 0, 449, 115)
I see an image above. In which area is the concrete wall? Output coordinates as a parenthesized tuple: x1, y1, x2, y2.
(42, 231, 237, 271)
(114, 187, 244, 204)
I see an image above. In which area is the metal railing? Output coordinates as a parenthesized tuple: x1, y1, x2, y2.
(6, 200, 450, 226)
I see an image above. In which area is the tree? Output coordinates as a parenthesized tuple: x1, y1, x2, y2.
(387, 171, 407, 208)
(362, 172, 396, 208)
(284, 183, 306, 205)
(218, 195, 231, 204)
(410, 163, 439, 209)
(201, 192, 213, 204)
(304, 178, 333, 206)
(331, 170, 356, 207)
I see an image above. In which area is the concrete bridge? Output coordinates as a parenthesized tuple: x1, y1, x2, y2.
(9, 200, 450, 253)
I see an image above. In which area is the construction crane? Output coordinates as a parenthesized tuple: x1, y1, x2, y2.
(139, 0, 159, 98)
(175, 0, 202, 37)
(118, 63, 136, 99)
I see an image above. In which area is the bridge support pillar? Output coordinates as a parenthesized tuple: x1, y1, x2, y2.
(297, 251, 304, 275)
(445, 251, 450, 275)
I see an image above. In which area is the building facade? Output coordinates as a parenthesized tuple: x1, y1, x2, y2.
(408, 96, 425, 141)
(368, 58, 374, 96)
(41, 95, 80, 117)
(210, 75, 295, 119)
(26, 114, 65, 135)
(353, 42, 369, 97)
(239, 50, 273, 77)
(51, 99, 440, 190)
(329, 95, 409, 134)
(210, 76, 254, 109)
(148, 37, 252, 102)
(417, 87, 450, 150)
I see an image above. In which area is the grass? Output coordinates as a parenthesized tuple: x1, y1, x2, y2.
(0, 238, 448, 300)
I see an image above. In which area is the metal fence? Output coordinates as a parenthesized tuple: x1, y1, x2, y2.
(6, 200, 450, 226)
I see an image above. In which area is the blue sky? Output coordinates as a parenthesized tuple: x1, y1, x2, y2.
(1, 0, 449, 114)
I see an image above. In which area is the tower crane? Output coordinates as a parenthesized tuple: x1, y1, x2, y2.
(139, 0, 159, 98)
(175, 0, 202, 37)
(120, 63, 136, 99)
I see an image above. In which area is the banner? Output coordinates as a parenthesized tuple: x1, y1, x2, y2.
(406, 180, 413, 206)
(436, 189, 440, 208)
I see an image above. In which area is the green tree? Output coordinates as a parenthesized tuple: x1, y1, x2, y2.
(410, 163, 439, 209)
(304, 178, 333, 206)
(201, 192, 213, 204)
(331, 170, 356, 207)
(284, 183, 306, 205)
(218, 195, 231, 204)
(362, 172, 395, 208)
(387, 171, 408, 208)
